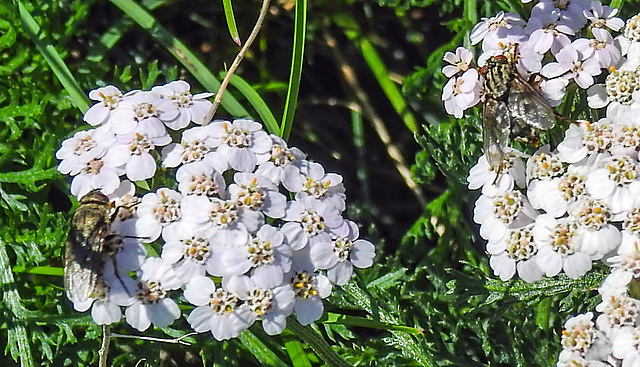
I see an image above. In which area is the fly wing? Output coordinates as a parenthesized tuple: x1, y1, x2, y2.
(64, 212, 109, 304)
(483, 98, 511, 168)
(507, 75, 556, 130)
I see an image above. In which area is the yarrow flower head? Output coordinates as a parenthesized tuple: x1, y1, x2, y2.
(56, 82, 376, 341)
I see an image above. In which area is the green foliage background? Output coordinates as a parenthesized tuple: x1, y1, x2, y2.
(0, 0, 635, 366)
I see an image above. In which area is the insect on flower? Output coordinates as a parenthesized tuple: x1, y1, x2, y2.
(64, 189, 126, 304)
(481, 53, 556, 171)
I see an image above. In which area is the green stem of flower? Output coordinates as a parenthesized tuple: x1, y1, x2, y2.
(287, 317, 351, 367)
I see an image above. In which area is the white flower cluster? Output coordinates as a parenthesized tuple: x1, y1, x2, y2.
(442, 0, 623, 118)
(56, 82, 376, 340)
(444, 1, 640, 365)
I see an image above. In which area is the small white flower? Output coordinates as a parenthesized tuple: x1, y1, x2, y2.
(467, 149, 527, 195)
(223, 275, 295, 336)
(229, 172, 287, 219)
(182, 196, 259, 247)
(57, 127, 115, 176)
(282, 161, 346, 212)
(176, 161, 227, 198)
(288, 269, 332, 325)
(611, 326, 640, 362)
(583, 1, 624, 31)
(220, 224, 292, 287)
(596, 292, 640, 337)
(473, 190, 538, 242)
(162, 125, 229, 173)
(124, 258, 182, 332)
(469, 11, 525, 45)
(441, 69, 482, 118)
(442, 47, 474, 77)
(585, 155, 640, 214)
(134, 188, 184, 242)
(208, 119, 272, 172)
(84, 85, 124, 126)
(487, 226, 543, 283)
(561, 312, 598, 355)
(309, 220, 375, 285)
(152, 80, 213, 128)
(184, 276, 253, 341)
(541, 44, 601, 89)
(532, 0, 589, 33)
(281, 196, 349, 250)
(557, 120, 614, 163)
(573, 28, 621, 69)
(109, 91, 179, 135)
(255, 134, 306, 185)
(533, 214, 592, 279)
(161, 223, 215, 283)
(69, 155, 123, 198)
(108, 125, 172, 182)
(569, 197, 621, 260)
(525, 9, 573, 55)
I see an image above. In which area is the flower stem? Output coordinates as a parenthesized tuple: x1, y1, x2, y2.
(287, 317, 351, 367)
(98, 325, 111, 367)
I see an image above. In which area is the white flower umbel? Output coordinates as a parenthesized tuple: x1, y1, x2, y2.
(533, 214, 592, 279)
(223, 275, 295, 336)
(309, 220, 376, 285)
(281, 196, 348, 250)
(84, 85, 124, 126)
(208, 119, 272, 172)
(161, 125, 228, 173)
(255, 134, 306, 185)
(220, 224, 292, 287)
(282, 161, 347, 212)
(124, 258, 182, 332)
(134, 188, 184, 242)
(152, 80, 213, 128)
(184, 276, 253, 341)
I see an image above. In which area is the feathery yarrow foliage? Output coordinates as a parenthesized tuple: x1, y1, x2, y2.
(56, 82, 376, 340)
(444, 1, 640, 365)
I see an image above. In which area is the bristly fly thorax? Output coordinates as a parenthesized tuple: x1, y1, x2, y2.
(480, 51, 556, 171)
(64, 190, 118, 304)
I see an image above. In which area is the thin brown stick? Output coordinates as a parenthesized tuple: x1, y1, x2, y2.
(98, 325, 111, 367)
(203, 0, 271, 124)
(323, 31, 427, 208)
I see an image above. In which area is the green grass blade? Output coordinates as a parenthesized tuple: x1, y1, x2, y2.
(224, 73, 279, 135)
(284, 340, 312, 367)
(109, 0, 249, 117)
(222, 0, 241, 46)
(86, 0, 168, 63)
(280, 0, 307, 140)
(335, 15, 418, 133)
(238, 330, 288, 367)
(12, 265, 64, 277)
(323, 312, 423, 334)
(17, 1, 89, 113)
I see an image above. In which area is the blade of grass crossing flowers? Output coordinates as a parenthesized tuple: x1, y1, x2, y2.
(17, 1, 89, 113)
(109, 0, 249, 117)
(224, 73, 280, 135)
(238, 331, 289, 367)
(280, 0, 307, 140)
(223, 0, 242, 46)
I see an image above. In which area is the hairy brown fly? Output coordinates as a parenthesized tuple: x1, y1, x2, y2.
(481, 54, 556, 169)
(64, 189, 116, 303)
